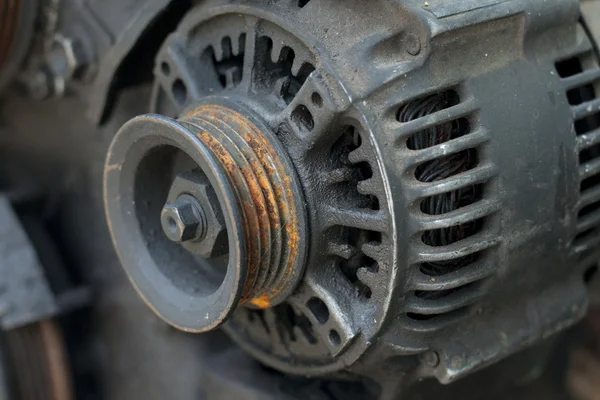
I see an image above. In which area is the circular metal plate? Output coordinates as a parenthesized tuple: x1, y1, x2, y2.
(104, 114, 247, 332)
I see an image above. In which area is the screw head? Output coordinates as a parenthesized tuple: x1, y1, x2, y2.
(422, 351, 440, 367)
(165, 172, 228, 258)
(405, 32, 421, 56)
(160, 195, 206, 243)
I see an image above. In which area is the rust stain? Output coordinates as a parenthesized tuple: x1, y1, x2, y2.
(250, 294, 271, 308)
(210, 106, 276, 293)
(195, 129, 262, 299)
(185, 104, 300, 307)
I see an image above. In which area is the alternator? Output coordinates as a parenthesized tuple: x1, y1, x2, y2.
(104, 0, 600, 389)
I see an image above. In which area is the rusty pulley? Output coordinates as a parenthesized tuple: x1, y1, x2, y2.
(103, 100, 307, 332)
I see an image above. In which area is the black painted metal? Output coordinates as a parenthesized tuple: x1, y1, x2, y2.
(104, 97, 309, 331)
(160, 194, 208, 244)
(105, 113, 248, 332)
(125, 0, 596, 385)
(2, 0, 600, 397)
(144, 2, 395, 374)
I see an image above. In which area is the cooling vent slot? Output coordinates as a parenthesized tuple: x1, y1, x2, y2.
(246, 305, 318, 345)
(161, 33, 316, 108)
(254, 36, 316, 105)
(196, 33, 246, 91)
(396, 88, 498, 323)
(212, 35, 246, 89)
(324, 126, 383, 300)
(556, 47, 600, 257)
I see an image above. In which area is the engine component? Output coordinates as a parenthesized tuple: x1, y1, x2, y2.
(105, 102, 307, 331)
(101, 0, 600, 393)
(27, 33, 92, 100)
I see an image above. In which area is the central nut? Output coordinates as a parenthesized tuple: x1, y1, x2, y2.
(160, 194, 207, 243)
(163, 171, 228, 258)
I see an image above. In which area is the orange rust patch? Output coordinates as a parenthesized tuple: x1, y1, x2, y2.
(196, 129, 263, 300)
(185, 104, 300, 307)
(250, 294, 271, 308)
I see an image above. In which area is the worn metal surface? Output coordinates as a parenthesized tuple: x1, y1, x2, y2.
(146, 2, 395, 375)
(0, 196, 58, 329)
(184, 104, 304, 308)
(104, 101, 307, 332)
(424, 0, 509, 18)
(164, 172, 228, 258)
(125, 0, 596, 387)
(197, 344, 377, 400)
(1, 0, 599, 398)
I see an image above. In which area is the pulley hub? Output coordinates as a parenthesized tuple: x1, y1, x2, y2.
(104, 102, 307, 332)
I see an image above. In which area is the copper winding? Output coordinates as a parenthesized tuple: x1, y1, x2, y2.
(182, 104, 300, 308)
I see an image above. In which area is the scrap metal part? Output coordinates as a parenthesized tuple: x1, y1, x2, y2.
(104, 101, 307, 332)
(102, 0, 600, 390)
(0, 0, 594, 397)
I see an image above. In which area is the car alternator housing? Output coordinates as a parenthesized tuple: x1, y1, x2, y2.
(103, 0, 600, 388)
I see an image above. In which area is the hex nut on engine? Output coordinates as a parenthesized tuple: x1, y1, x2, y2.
(166, 171, 228, 258)
(161, 195, 206, 243)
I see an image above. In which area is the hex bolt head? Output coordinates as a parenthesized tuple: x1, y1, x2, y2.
(160, 195, 207, 243)
(422, 351, 440, 367)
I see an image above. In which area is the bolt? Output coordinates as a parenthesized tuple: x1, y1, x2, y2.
(165, 172, 228, 258)
(25, 35, 91, 100)
(160, 194, 207, 243)
(48, 34, 90, 81)
(422, 351, 440, 367)
(405, 33, 421, 56)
